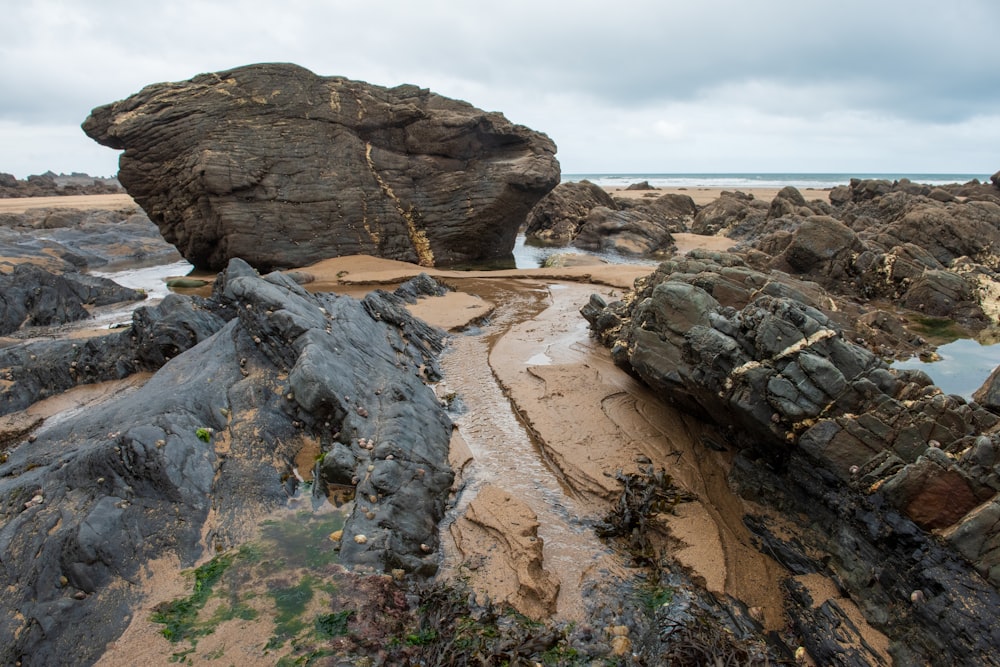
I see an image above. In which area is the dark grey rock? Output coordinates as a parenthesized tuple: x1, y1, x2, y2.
(571, 206, 676, 257)
(525, 180, 616, 245)
(0, 263, 146, 335)
(0, 259, 454, 664)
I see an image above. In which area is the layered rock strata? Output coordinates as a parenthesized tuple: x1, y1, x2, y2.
(82, 63, 560, 271)
(583, 250, 1000, 664)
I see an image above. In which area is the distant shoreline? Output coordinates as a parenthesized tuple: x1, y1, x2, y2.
(563, 172, 989, 190)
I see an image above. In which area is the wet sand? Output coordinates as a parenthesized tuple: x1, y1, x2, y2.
(297, 255, 888, 656)
(0, 193, 137, 213)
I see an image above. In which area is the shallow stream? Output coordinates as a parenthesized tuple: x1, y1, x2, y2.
(436, 279, 616, 618)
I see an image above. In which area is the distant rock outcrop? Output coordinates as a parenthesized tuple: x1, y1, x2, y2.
(0, 172, 121, 198)
(525, 181, 695, 257)
(82, 63, 560, 271)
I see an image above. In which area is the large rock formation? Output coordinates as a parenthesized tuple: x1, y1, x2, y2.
(583, 250, 1000, 664)
(82, 63, 560, 271)
(0, 260, 454, 665)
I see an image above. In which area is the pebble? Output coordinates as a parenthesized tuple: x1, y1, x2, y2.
(353, 534, 368, 544)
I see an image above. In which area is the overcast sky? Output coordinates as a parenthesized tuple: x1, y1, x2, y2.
(2, 0, 998, 178)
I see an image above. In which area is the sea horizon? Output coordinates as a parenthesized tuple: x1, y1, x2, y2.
(562, 172, 992, 190)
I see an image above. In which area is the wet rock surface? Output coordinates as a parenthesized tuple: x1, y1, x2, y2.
(0, 263, 146, 335)
(0, 205, 181, 273)
(82, 62, 559, 272)
(0, 259, 453, 665)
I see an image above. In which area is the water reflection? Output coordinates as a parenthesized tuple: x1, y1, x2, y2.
(893, 337, 1000, 398)
(91, 259, 196, 301)
(446, 234, 661, 270)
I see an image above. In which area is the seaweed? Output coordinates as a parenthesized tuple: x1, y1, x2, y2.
(595, 466, 696, 563)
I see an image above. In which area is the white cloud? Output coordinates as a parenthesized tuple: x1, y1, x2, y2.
(1, 0, 998, 177)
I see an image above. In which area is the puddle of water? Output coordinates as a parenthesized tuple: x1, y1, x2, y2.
(140, 486, 349, 664)
(893, 338, 1000, 398)
(526, 352, 552, 365)
(91, 259, 197, 301)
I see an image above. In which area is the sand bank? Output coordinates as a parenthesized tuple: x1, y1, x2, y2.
(607, 185, 831, 206)
(0, 193, 137, 213)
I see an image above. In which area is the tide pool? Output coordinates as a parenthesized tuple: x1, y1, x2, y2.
(893, 338, 1000, 398)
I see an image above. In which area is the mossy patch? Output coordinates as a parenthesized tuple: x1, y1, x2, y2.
(150, 509, 346, 664)
(907, 315, 966, 341)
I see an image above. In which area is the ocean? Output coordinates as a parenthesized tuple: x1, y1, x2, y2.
(562, 173, 991, 190)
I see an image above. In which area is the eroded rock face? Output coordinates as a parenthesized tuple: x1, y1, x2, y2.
(525, 181, 692, 255)
(0, 260, 454, 665)
(583, 252, 1000, 663)
(82, 63, 559, 271)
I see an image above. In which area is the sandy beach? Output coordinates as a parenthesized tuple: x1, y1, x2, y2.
(606, 185, 832, 206)
(0, 193, 137, 213)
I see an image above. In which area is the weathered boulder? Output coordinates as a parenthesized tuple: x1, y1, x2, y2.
(690, 190, 767, 236)
(617, 192, 698, 230)
(571, 206, 676, 257)
(82, 63, 560, 271)
(867, 200, 1000, 270)
(525, 183, 693, 254)
(769, 215, 864, 286)
(0, 260, 455, 665)
(525, 180, 616, 245)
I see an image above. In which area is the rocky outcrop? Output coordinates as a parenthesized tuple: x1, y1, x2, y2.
(524, 180, 616, 245)
(583, 252, 1000, 664)
(690, 191, 768, 236)
(731, 184, 1000, 330)
(0, 206, 181, 273)
(82, 63, 559, 272)
(525, 181, 693, 256)
(571, 206, 676, 257)
(0, 259, 454, 665)
(0, 172, 121, 198)
(0, 263, 146, 335)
